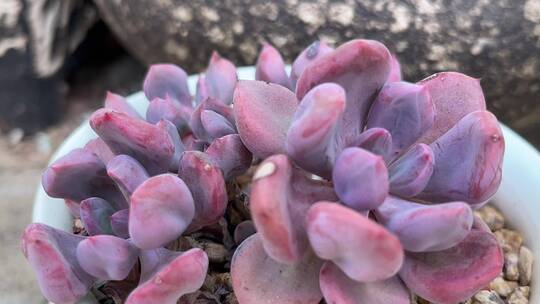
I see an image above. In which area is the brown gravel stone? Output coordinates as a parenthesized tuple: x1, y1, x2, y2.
(518, 246, 534, 286)
(489, 277, 518, 297)
(495, 229, 523, 253)
(505, 252, 520, 281)
(474, 290, 505, 304)
(507, 286, 530, 304)
(475, 206, 505, 231)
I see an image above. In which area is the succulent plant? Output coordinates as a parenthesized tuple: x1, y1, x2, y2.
(23, 38, 505, 304)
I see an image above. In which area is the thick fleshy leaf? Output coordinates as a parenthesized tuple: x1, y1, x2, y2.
(286, 83, 346, 178)
(104, 91, 142, 119)
(296, 39, 392, 145)
(143, 64, 191, 106)
(42, 148, 123, 204)
(353, 128, 393, 162)
(306, 202, 403, 282)
(399, 229, 504, 304)
(182, 133, 206, 151)
(417, 72, 486, 144)
(190, 97, 235, 142)
(84, 138, 115, 164)
(250, 155, 337, 264)
(129, 174, 195, 249)
(367, 82, 434, 159)
(146, 96, 192, 132)
(234, 220, 256, 245)
(234, 80, 298, 159)
(107, 155, 149, 201)
(375, 196, 473, 252)
(90, 109, 175, 175)
(201, 110, 236, 139)
(205, 134, 252, 180)
(418, 111, 504, 205)
(320, 262, 409, 304)
(206, 52, 237, 104)
(76, 235, 139, 281)
(194, 75, 208, 105)
(178, 151, 227, 231)
(22, 223, 95, 304)
(127, 248, 208, 304)
(388, 143, 434, 197)
(64, 199, 81, 218)
(110, 209, 130, 238)
(157, 119, 185, 171)
(333, 147, 389, 211)
(290, 41, 333, 88)
(80, 197, 116, 235)
(231, 234, 323, 304)
(256, 43, 291, 89)
(388, 54, 402, 82)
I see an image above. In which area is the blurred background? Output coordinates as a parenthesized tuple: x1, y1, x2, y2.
(0, 0, 538, 302)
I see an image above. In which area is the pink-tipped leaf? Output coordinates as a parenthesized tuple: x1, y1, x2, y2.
(388, 143, 434, 197)
(143, 64, 191, 106)
(206, 52, 237, 104)
(256, 43, 291, 89)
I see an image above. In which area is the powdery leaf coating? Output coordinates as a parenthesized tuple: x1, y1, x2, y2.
(375, 196, 473, 252)
(107, 155, 149, 201)
(129, 174, 195, 249)
(146, 96, 192, 131)
(234, 80, 299, 159)
(291, 41, 333, 88)
(250, 154, 337, 264)
(231, 234, 323, 304)
(305, 202, 403, 282)
(190, 97, 235, 142)
(178, 151, 227, 231)
(353, 128, 393, 163)
(234, 220, 257, 245)
(205, 134, 252, 180)
(157, 119, 185, 172)
(84, 138, 115, 164)
(388, 143, 434, 197)
(418, 111, 505, 205)
(399, 229, 504, 304)
(286, 83, 346, 178)
(143, 64, 191, 106)
(21, 223, 95, 304)
(200, 110, 236, 139)
(76, 235, 139, 281)
(333, 147, 389, 211)
(319, 262, 409, 304)
(127, 248, 208, 304)
(256, 43, 292, 89)
(90, 109, 175, 175)
(206, 51, 237, 104)
(296, 39, 392, 145)
(388, 54, 402, 82)
(367, 82, 434, 159)
(110, 209, 130, 238)
(417, 72, 486, 144)
(80, 197, 116, 236)
(104, 91, 142, 119)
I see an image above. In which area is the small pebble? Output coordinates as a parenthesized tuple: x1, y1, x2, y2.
(489, 276, 518, 297)
(507, 286, 529, 304)
(8, 128, 24, 145)
(475, 206, 505, 231)
(505, 252, 520, 281)
(518, 246, 533, 286)
(200, 241, 229, 263)
(495, 229, 523, 253)
(474, 290, 505, 304)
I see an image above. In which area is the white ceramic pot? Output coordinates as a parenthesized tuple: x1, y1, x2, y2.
(33, 67, 540, 303)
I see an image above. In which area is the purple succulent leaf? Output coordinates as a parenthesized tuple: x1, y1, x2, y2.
(127, 248, 208, 304)
(231, 234, 324, 304)
(290, 41, 333, 88)
(320, 262, 409, 304)
(399, 229, 503, 304)
(64, 199, 81, 218)
(42, 148, 124, 205)
(417, 110, 504, 205)
(205, 134, 252, 180)
(157, 119, 185, 172)
(90, 109, 175, 175)
(178, 151, 228, 232)
(375, 196, 473, 252)
(250, 155, 337, 264)
(256, 43, 292, 89)
(296, 39, 392, 145)
(234, 220, 256, 245)
(194, 75, 208, 105)
(367, 82, 434, 159)
(76, 235, 139, 281)
(332, 147, 389, 211)
(306, 202, 404, 282)
(234, 80, 299, 159)
(182, 133, 206, 151)
(200, 110, 236, 139)
(104, 91, 142, 119)
(22, 223, 96, 304)
(388, 143, 434, 197)
(80, 197, 116, 235)
(190, 97, 235, 142)
(143, 64, 191, 106)
(473, 214, 492, 232)
(388, 54, 402, 82)
(129, 174, 195, 249)
(286, 83, 346, 178)
(353, 127, 393, 163)
(205, 51, 237, 104)
(146, 96, 192, 132)
(107, 155, 149, 201)
(84, 138, 115, 164)
(110, 209, 130, 238)
(417, 72, 486, 144)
